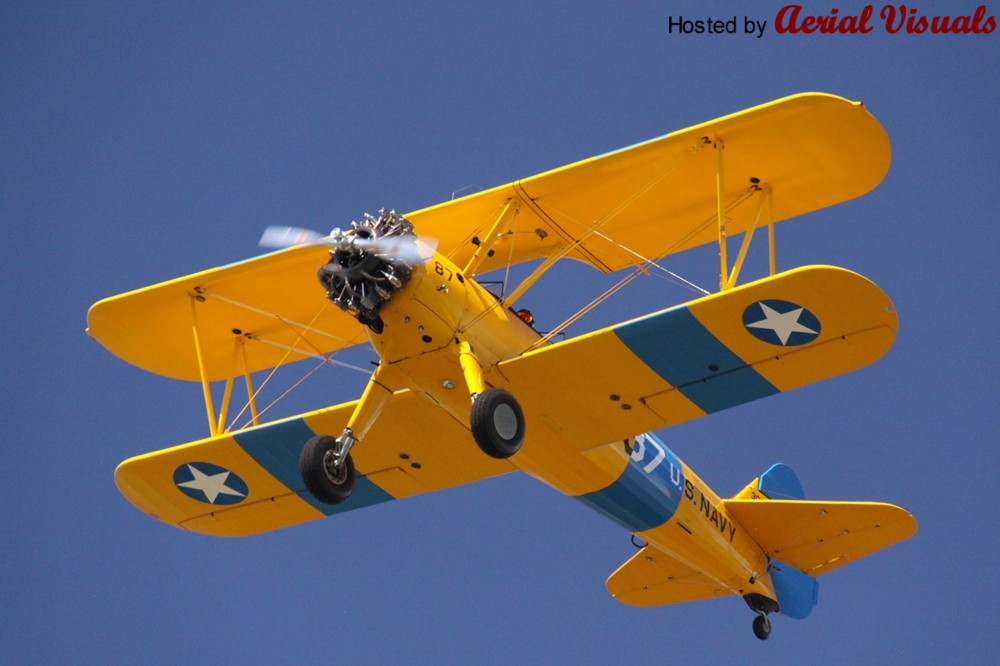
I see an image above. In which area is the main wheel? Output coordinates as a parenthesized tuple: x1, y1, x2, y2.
(300, 434, 356, 504)
(752, 613, 771, 641)
(470, 388, 525, 459)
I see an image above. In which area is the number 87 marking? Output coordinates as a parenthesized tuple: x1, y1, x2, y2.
(434, 261, 453, 281)
(629, 434, 666, 474)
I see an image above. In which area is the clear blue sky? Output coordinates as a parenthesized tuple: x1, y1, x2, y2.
(3, 2, 997, 663)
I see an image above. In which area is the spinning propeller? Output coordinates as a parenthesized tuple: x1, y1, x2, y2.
(259, 219, 434, 265)
(259, 210, 433, 334)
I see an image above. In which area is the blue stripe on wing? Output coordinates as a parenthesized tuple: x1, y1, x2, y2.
(232, 418, 394, 516)
(613, 305, 779, 413)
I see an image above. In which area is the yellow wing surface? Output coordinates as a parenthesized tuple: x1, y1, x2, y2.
(87, 244, 363, 381)
(116, 264, 897, 535)
(115, 390, 514, 536)
(606, 545, 730, 607)
(499, 265, 897, 453)
(412, 92, 888, 274)
(723, 500, 917, 575)
(88, 92, 888, 380)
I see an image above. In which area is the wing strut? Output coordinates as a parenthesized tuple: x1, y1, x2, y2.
(189, 293, 220, 436)
(237, 337, 260, 428)
(215, 342, 237, 434)
(501, 219, 603, 308)
(462, 199, 519, 276)
(189, 294, 268, 435)
(184, 285, 374, 435)
(187, 291, 300, 436)
(715, 137, 729, 291)
(502, 137, 710, 308)
(725, 185, 774, 289)
(714, 136, 777, 291)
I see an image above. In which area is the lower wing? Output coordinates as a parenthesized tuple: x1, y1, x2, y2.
(500, 265, 897, 453)
(115, 389, 514, 536)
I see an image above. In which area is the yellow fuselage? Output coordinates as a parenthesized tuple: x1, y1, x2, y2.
(371, 251, 775, 603)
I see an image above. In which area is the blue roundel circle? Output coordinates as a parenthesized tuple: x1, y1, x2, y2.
(741, 299, 821, 347)
(173, 462, 249, 505)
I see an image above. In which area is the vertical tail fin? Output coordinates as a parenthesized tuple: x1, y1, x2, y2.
(732, 462, 805, 501)
(731, 463, 817, 618)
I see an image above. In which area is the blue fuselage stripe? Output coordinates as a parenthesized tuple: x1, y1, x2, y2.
(576, 433, 685, 532)
(613, 305, 779, 413)
(232, 418, 394, 516)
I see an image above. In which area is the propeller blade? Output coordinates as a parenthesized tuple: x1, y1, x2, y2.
(259, 225, 437, 263)
(258, 226, 327, 249)
(351, 235, 438, 264)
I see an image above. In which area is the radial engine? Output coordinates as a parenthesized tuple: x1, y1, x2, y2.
(317, 210, 417, 334)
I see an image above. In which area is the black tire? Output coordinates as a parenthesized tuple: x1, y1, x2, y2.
(470, 388, 525, 459)
(752, 613, 771, 641)
(300, 435, 356, 504)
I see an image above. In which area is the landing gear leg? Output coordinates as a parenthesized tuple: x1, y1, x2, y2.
(752, 612, 772, 641)
(743, 593, 777, 641)
(457, 339, 524, 459)
(299, 364, 396, 504)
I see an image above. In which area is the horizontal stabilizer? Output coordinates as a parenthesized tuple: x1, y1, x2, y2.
(723, 499, 916, 575)
(606, 545, 729, 608)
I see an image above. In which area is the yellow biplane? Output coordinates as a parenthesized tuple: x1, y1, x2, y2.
(89, 93, 916, 640)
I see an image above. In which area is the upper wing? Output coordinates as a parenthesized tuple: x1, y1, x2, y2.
(723, 500, 917, 575)
(606, 544, 730, 607)
(499, 265, 897, 451)
(409, 92, 889, 274)
(115, 389, 514, 536)
(89, 93, 887, 380)
(87, 244, 365, 381)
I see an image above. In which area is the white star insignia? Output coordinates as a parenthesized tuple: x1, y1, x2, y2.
(177, 464, 247, 504)
(745, 302, 818, 345)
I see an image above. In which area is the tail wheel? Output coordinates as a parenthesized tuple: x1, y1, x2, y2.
(470, 388, 525, 459)
(752, 613, 771, 641)
(300, 435, 356, 504)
